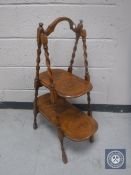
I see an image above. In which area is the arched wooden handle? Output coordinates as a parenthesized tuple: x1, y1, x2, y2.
(45, 17, 76, 36)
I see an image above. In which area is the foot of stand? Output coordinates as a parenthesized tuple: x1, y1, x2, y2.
(33, 121, 38, 129)
(33, 108, 38, 130)
(57, 128, 68, 164)
(89, 135, 94, 143)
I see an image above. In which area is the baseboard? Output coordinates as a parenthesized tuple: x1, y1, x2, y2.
(0, 101, 131, 113)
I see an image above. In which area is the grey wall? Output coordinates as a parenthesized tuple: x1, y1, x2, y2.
(0, 0, 131, 105)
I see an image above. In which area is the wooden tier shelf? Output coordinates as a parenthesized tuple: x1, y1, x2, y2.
(39, 69, 92, 98)
(38, 93, 98, 141)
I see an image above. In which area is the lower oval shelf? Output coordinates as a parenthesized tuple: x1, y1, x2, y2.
(38, 93, 98, 141)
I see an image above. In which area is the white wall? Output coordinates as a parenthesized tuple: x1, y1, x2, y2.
(0, 0, 130, 105)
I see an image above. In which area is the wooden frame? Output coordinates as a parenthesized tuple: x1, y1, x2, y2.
(33, 17, 98, 163)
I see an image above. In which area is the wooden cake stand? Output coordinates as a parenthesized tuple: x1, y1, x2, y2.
(33, 17, 98, 163)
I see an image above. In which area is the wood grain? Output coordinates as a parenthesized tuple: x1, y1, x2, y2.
(38, 93, 98, 141)
(39, 69, 92, 98)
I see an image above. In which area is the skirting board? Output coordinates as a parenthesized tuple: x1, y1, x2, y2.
(0, 102, 131, 113)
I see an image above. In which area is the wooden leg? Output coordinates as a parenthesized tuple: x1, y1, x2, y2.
(87, 92, 95, 142)
(33, 78, 39, 130)
(57, 128, 68, 164)
(89, 135, 94, 143)
(33, 103, 38, 129)
(87, 92, 92, 116)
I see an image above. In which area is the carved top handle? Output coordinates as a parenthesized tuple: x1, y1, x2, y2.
(45, 17, 77, 36)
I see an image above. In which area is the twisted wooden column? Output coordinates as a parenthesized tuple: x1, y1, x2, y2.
(81, 29, 94, 142)
(81, 29, 91, 113)
(40, 22, 68, 160)
(68, 20, 84, 73)
(41, 32, 58, 103)
(68, 34, 80, 73)
(33, 23, 43, 129)
(81, 30, 90, 81)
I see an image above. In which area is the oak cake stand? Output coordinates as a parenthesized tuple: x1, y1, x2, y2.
(33, 17, 98, 163)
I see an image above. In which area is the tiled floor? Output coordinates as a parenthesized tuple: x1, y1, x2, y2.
(0, 109, 131, 175)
